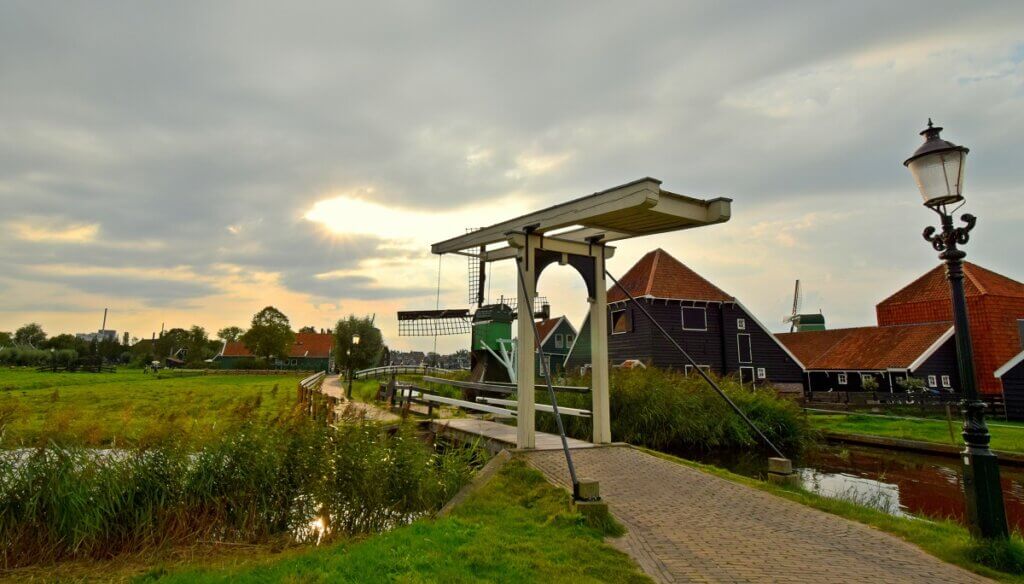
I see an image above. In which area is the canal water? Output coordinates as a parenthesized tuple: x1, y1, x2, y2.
(687, 443, 1024, 532)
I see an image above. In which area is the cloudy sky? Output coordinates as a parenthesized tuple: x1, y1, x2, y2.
(2, 1, 1022, 351)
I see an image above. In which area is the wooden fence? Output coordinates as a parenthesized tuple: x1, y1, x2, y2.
(806, 390, 1007, 419)
(296, 371, 339, 425)
(353, 365, 458, 380)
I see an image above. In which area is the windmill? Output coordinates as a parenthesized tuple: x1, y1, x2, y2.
(782, 279, 826, 332)
(398, 238, 549, 383)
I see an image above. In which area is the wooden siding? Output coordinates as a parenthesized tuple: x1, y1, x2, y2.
(805, 336, 960, 393)
(1001, 360, 1024, 421)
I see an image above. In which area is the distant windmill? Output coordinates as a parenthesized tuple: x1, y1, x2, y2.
(783, 279, 826, 332)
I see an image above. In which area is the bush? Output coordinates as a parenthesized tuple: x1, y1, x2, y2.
(0, 348, 77, 367)
(0, 412, 478, 567)
(534, 368, 814, 454)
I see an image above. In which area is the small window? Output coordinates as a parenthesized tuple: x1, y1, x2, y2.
(756, 367, 766, 380)
(611, 309, 631, 335)
(927, 375, 937, 387)
(685, 364, 711, 376)
(860, 373, 872, 384)
(554, 334, 564, 349)
(566, 334, 574, 346)
(682, 307, 707, 331)
(941, 375, 951, 388)
(737, 318, 746, 330)
(838, 372, 848, 385)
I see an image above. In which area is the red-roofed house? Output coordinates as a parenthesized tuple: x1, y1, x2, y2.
(776, 323, 956, 393)
(213, 331, 335, 371)
(876, 262, 1024, 396)
(533, 315, 577, 377)
(565, 249, 805, 391)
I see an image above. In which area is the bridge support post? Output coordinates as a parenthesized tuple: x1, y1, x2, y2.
(516, 242, 537, 449)
(590, 246, 611, 444)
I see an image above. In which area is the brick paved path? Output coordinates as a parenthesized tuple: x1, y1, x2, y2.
(526, 446, 989, 583)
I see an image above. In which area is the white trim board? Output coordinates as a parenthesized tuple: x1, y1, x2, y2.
(995, 349, 1024, 378)
(907, 326, 955, 372)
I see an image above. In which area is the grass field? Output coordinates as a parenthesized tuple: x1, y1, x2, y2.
(0, 368, 302, 447)
(809, 413, 1024, 454)
(143, 458, 648, 584)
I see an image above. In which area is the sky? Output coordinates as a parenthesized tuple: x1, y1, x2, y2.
(1, 1, 1023, 352)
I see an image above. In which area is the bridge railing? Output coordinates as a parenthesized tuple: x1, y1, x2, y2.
(352, 365, 460, 380)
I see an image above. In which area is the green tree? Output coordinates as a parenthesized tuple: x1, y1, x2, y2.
(241, 306, 295, 362)
(14, 323, 46, 348)
(334, 315, 384, 373)
(0, 331, 12, 347)
(216, 326, 245, 342)
(155, 328, 190, 358)
(298, 325, 318, 334)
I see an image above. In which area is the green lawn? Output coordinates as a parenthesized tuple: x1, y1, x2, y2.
(809, 413, 1024, 454)
(0, 368, 302, 447)
(140, 458, 649, 583)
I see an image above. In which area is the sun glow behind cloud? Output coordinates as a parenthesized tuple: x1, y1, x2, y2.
(10, 221, 99, 243)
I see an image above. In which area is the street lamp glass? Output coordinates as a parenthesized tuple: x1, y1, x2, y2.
(904, 120, 968, 208)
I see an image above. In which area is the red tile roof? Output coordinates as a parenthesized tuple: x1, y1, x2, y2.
(878, 262, 1024, 308)
(608, 248, 732, 303)
(221, 332, 334, 359)
(535, 317, 562, 345)
(775, 322, 951, 371)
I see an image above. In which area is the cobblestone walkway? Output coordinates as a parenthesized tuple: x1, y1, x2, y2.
(526, 446, 989, 583)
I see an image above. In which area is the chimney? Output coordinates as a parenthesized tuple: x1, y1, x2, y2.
(101, 308, 108, 331)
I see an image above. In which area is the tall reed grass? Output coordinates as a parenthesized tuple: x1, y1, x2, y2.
(535, 368, 814, 453)
(0, 410, 477, 568)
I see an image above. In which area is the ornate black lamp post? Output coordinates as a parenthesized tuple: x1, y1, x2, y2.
(905, 119, 1009, 539)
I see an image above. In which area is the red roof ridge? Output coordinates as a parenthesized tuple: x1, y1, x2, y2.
(964, 262, 988, 295)
(646, 249, 662, 296)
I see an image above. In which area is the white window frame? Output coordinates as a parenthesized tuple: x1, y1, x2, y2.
(737, 318, 746, 331)
(737, 333, 753, 364)
(739, 366, 755, 386)
(611, 309, 630, 335)
(838, 372, 848, 385)
(927, 375, 937, 387)
(554, 334, 564, 349)
(941, 375, 951, 388)
(860, 373, 873, 385)
(565, 334, 574, 346)
(685, 364, 712, 376)
(756, 367, 766, 380)
(681, 306, 708, 331)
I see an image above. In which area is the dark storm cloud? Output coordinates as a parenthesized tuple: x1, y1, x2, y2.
(1, 1, 1022, 313)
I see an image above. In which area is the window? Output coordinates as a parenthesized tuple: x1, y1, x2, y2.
(737, 334, 752, 363)
(611, 309, 631, 334)
(554, 334, 564, 349)
(927, 375, 937, 387)
(941, 375, 951, 388)
(566, 334, 574, 346)
(740, 366, 755, 385)
(756, 367, 766, 380)
(838, 372, 848, 385)
(737, 318, 746, 330)
(860, 373, 872, 385)
(682, 307, 707, 331)
(685, 364, 711, 376)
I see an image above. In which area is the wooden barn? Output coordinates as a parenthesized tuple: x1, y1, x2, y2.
(776, 323, 957, 393)
(876, 262, 1024, 397)
(996, 351, 1024, 421)
(534, 316, 576, 377)
(564, 249, 805, 392)
(214, 331, 334, 372)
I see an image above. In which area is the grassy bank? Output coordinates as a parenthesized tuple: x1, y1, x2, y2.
(145, 458, 649, 583)
(536, 368, 813, 454)
(0, 412, 476, 569)
(810, 412, 1024, 454)
(643, 447, 1024, 581)
(0, 369, 301, 447)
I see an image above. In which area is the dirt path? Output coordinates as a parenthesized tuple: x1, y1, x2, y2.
(321, 375, 400, 423)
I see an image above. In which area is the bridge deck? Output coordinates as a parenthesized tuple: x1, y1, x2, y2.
(430, 418, 595, 452)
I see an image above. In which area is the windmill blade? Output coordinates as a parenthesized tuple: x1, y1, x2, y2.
(397, 309, 472, 336)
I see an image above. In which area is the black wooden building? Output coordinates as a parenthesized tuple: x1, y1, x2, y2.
(564, 249, 806, 392)
(997, 351, 1024, 420)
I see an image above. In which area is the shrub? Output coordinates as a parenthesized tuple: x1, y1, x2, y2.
(0, 412, 477, 567)
(534, 368, 813, 454)
(0, 348, 77, 367)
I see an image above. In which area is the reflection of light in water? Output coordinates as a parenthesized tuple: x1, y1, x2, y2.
(798, 469, 905, 516)
(304, 516, 330, 546)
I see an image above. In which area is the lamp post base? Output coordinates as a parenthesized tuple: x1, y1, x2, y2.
(962, 446, 1010, 540)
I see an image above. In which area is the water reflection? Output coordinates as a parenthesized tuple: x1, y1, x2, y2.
(682, 443, 1024, 533)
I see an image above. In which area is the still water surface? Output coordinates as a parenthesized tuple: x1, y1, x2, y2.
(687, 443, 1024, 532)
